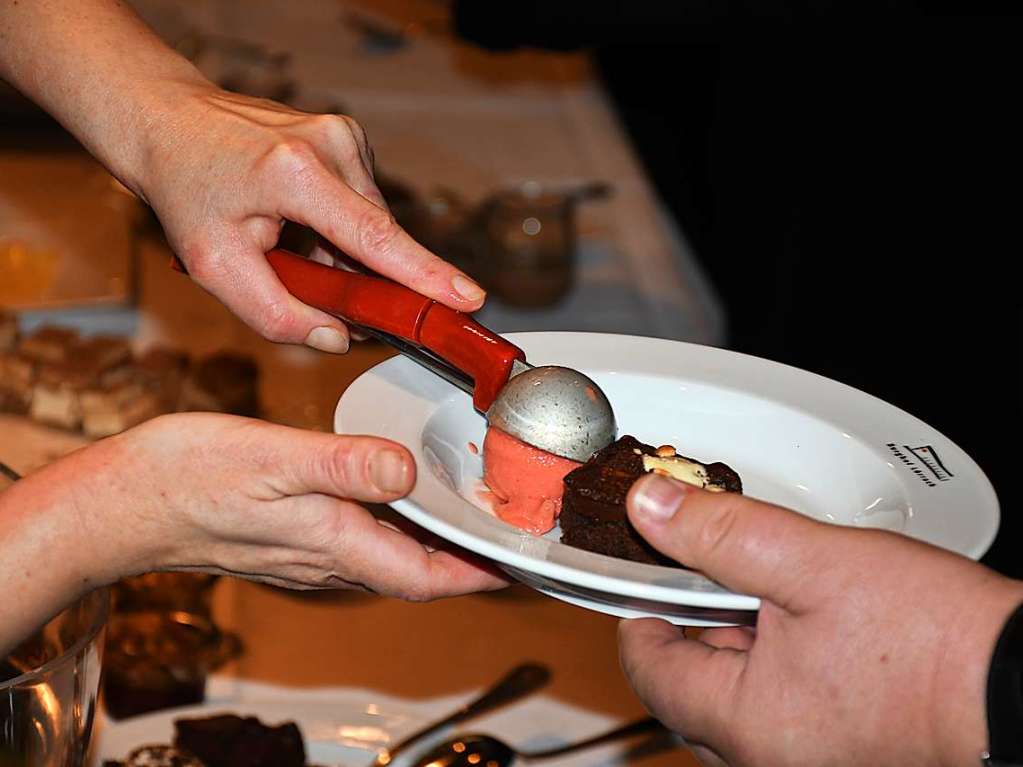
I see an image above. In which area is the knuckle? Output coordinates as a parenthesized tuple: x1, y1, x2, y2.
(356, 209, 401, 254)
(320, 438, 388, 498)
(311, 115, 365, 164)
(259, 299, 298, 342)
(264, 139, 319, 179)
(316, 114, 356, 143)
(339, 114, 368, 145)
(338, 139, 364, 165)
(318, 439, 360, 493)
(342, 114, 365, 133)
(412, 256, 446, 282)
(694, 502, 743, 561)
(618, 640, 641, 681)
(401, 580, 434, 603)
(178, 241, 220, 283)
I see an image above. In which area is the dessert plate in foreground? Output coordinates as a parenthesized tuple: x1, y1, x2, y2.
(92, 700, 416, 765)
(92, 693, 646, 766)
(336, 332, 999, 625)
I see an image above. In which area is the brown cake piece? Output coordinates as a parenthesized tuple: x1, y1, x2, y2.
(18, 326, 78, 365)
(25, 333, 132, 430)
(0, 310, 17, 352)
(560, 436, 742, 566)
(81, 387, 164, 438)
(0, 351, 34, 414)
(76, 334, 132, 371)
(173, 714, 305, 767)
(81, 379, 146, 414)
(135, 346, 190, 407)
(79, 347, 188, 436)
(30, 361, 91, 429)
(178, 353, 259, 417)
(0, 387, 29, 415)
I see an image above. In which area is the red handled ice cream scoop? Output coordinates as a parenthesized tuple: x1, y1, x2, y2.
(265, 249, 616, 463)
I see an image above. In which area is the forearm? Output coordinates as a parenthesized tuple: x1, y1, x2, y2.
(0, 462, 95, 657)
(0, 0, 210, 197)
(0, 437, 143, 657)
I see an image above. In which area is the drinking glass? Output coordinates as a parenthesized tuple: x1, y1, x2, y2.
(0, 467, 110, 766)
(101, 609, 240, 721)
(481, 182, 578, 307)
(0, 589, 110, 766)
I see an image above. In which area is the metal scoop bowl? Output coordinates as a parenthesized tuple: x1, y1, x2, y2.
(487, 362, 615, 462)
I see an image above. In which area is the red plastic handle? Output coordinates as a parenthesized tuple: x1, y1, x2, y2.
(264, 249, 524, 412)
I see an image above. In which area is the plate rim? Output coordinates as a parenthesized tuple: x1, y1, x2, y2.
(337, 331, 999, 611)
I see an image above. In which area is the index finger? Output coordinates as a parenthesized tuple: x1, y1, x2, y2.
(346, 516, 510, 600)
(277, 162, 485, 311)
(619, 618, 745, 741)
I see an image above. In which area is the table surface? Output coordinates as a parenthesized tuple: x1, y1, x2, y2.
(2, 1, 720, 763)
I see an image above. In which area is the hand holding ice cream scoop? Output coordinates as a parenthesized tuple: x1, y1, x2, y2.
(264, 248, 616, 450)
(264, 249, 617, 530)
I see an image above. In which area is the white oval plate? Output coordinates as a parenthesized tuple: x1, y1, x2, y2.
(336, 332, 999, 624)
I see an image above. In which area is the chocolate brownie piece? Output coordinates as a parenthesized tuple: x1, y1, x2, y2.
(0, 351, 34, 414)
(560, 436, 670, 565)
(560, 436, 741, 566)
(0, 310, 17, 352)
(178, 353, 259, 417)
(81, 388, 164, 438)
(22, 331, 133, 429)
(135, 346, 190, 408)
(75, 335, 132, 372)
(18, 326, 78, 365)
(81, 346, 187, 436)
(174, 714, 305, 767)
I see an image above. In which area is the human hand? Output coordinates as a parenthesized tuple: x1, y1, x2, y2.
(136, 85, 485, 352)
(59, 412, 503, 598)
(0, 1, 482, 350)
(618, 475, 1023, 767)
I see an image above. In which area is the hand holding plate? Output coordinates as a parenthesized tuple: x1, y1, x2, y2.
(620, 475, 1023, 767)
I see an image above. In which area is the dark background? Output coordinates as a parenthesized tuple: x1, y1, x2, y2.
(454, 1, 1023, 578)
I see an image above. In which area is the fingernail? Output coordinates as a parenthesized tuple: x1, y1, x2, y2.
(304, 326, 349, 354)
(451, 274, 485, 303)
(632, 474, 687, 523)
(370, 449, 410, 494)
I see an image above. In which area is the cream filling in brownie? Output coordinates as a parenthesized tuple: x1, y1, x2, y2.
(638, 446, 728, 492)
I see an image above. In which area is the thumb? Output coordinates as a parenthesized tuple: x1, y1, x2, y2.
(627, 474, 833, 611)
(254, 425, 416, 503)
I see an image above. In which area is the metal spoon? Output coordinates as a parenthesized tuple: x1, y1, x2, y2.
(409, 716, 667, 767)
(264, 249, 616, 462)
(373, 663, 551, 766)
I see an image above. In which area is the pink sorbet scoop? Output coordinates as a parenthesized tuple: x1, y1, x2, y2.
(483, 426, 581, 535)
